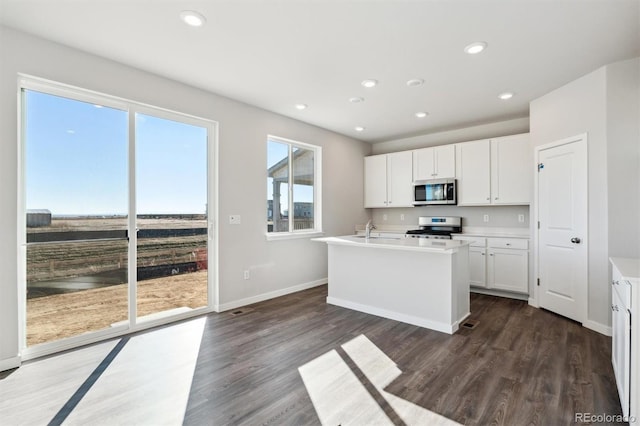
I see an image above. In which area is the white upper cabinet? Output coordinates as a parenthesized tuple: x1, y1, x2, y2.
(364, 151, 413, 208)
(456, 133, 531, 206)
(413, 145, 456, 181)
(456, 139, 491, 205)
(364, 154, 388, 208)
(490, 134, 532, 205)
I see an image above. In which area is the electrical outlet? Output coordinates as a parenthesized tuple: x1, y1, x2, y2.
(243, 270, 250, 280)
(518, 214, 525, 223)
(400, 214, 405, 221)
(483, 214, 489, 223)
(229, 215, 241, 225)
(383, 214, 388, 221)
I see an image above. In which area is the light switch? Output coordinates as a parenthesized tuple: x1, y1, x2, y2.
(229, 215, 241, 225)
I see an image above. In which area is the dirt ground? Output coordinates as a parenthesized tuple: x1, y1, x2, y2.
(26, 270, 208, 346)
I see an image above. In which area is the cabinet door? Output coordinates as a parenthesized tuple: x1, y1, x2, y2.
(364, 154, 388, 208)
(612, 287, 631, 417)
(491, 134, 531, 204)
(434, 145, 456, 178)
(469, 247, 487, 288)
(487, 248, 528, 293)
(412, 147, 435, 181)
(456, 139, 491, 205)
(387, 151, 413, 207)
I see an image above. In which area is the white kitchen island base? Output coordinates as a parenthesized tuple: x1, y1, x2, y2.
(317, 236, 470, 334)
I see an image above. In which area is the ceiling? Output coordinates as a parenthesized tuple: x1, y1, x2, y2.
(1, 1, 639, 143)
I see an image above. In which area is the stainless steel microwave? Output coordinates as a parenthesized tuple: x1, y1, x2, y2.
(413, 179, 457, 205)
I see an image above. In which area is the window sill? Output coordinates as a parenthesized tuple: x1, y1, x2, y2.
(265, 230, 325, 241)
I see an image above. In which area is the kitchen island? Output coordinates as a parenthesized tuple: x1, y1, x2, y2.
(314, 236, 470, 334)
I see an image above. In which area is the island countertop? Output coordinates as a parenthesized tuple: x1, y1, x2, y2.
(313, 235, 470, 253)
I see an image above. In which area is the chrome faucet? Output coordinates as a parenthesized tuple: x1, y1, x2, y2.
(365, 219, 376, 239)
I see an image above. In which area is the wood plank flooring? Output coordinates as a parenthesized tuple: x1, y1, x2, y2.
(1, 285, 622, 425)
(183, 286, 620, 425)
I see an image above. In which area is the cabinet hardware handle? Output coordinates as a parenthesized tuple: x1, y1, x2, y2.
(570, 237, 581, 244)
(495, 197, 499, 200)
(506, 243, 511, 246)
(489, 253, 494, 256)
(613, 280, 619, 285)
(612, 304, 615, 311)
(486, 197, 490, 201)
(615, 305, 619, 311)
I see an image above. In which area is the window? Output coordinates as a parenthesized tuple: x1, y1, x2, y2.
(267, 135, 322, 238)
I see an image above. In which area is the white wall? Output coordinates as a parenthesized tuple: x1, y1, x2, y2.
(530, 57, 640, 331)
(0, 27, 371, 367)
(606, 58, 640, 259)
(371, 117, 529, 155)
(370, 205, 529, 229)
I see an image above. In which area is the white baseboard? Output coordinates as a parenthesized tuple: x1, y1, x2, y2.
(0, 356, 21, 372)
(216, 278, 328, 312)
(583, 319, 612, 337)
(528, 297, 539, 307)
(470, 287, 529, 301)
(326, 296, 457, 335)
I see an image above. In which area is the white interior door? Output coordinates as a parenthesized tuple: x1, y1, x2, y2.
(537, 134, 587, 323)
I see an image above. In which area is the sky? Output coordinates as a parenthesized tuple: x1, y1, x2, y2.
(25, 90, 208, 216)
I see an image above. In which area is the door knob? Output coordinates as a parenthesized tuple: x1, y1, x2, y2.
(570, 237, 581, 244)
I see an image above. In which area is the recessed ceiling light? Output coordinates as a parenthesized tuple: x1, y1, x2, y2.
(93, 104, 103, 109)
(407, 79, 424, 87)
(464, 41, 487, 55)
(355, 126, 365, 132)
(349, 97, 364, 103)
(180, 10, 206, 27)
(361, 79, 378, 88)
(295, 103, 308, 110)
(498, 92, 514, 100)
(415, 112, 428, 118)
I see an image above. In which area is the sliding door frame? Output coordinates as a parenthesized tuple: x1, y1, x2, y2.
(17, 74, 219, 361)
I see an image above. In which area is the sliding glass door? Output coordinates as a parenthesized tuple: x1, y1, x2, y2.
(21, 79, 216, 353)
(135, 112, 209, 322)
(23, 89, 129, 346)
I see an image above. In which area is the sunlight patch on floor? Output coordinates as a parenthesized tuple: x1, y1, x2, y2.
(64, 317, 206, 425)
(0, 340, 119, 425)
(299, 334, 461, 426)
(0, 317, 206, 426)
(299, 349, 393, 425)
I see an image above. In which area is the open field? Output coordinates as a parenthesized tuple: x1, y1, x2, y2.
(27, 270, 207, 346)
(26, 216, 209, 346)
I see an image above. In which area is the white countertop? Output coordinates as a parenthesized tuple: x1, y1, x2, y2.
(452, 232, 530, 239)
(313, 235, 470, 253)
(610, 257, 640, 283)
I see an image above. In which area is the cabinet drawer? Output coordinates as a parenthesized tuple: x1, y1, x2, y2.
(453, 236, 486, 247)
(487, 238, 528, 250)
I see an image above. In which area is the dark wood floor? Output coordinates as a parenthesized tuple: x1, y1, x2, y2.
(183, 285, 621, 425)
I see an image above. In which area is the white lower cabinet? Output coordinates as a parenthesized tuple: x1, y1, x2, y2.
(487, 247, 528, 293)
(610, 258, 635, 419)
(453, 235, 529, 296)
(468, 247, 487, 287)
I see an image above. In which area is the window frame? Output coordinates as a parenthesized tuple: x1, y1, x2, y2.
(266, 135, 323, 241)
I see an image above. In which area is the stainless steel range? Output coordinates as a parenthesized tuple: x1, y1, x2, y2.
(405, 216, 462, 239)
